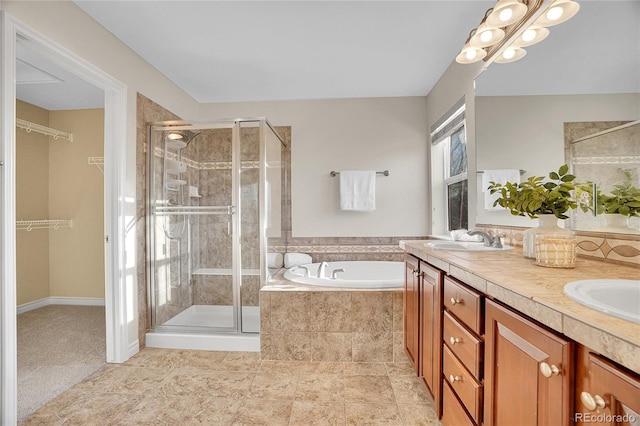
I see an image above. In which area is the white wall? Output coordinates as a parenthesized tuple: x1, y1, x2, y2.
(476, 93, 640, 227)
(200, 97, 430, 237)
(1, 1, 201, 351)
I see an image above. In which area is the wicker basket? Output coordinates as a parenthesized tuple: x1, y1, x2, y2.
(534, 235, 576, 268)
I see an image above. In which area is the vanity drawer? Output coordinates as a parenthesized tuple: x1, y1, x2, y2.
(443, 345, 483, 424)
(444, 277, 483, 335)
(442, 380, 475, 426)
(443, 310, 482, 379)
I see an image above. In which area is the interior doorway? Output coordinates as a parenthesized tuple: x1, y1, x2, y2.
(1, 12, 130, 424)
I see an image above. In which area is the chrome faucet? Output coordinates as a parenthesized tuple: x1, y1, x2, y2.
(317, 261, 329, 278)
(467, 230, 504, 248)
(330, 268, 345, 279)
(296, 266, 310, 277)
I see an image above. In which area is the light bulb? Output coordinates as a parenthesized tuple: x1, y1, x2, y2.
(167, 133, 183, 140)
(546, 6, 564, 21)
(466, 49, 478, 60)
(522, 29, 536, 42)
(499, 8, 513, 22)
(503, 48, 516, 59)
(480, 30, 493, 43)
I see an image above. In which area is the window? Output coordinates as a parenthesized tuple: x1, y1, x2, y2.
(430, 101, 468, 234)
(444, 125, 468, 231)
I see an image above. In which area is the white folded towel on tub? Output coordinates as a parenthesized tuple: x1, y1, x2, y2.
(284, 252, 312, 268)
(340, 170, 376, 212)
(267, 253, 284, 268)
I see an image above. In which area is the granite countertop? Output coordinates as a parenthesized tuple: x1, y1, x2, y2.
(400, 240, 640, 374)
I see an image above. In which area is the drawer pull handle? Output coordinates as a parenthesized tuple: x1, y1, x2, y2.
(580, 391, 606, 411)
(450, 297, 462, 305)
(449, 374, 461, 383)
(539, 362, 560, 378)
(449, 336, 461, 345)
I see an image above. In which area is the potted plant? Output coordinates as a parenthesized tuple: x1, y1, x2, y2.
(487, 164, 577, 258)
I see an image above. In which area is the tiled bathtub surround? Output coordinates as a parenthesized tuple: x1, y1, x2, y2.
(261, 281, 404, 363)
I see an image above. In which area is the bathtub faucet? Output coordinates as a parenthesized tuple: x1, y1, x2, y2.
(467, 230, 503, 248)
(317, 261, 329, 278)
(331, 268, 345, 279)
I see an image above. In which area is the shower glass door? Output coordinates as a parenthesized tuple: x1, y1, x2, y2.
(148, 122, 239, 333)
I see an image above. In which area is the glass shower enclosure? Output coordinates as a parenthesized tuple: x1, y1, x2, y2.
(147, 118, 285, 335)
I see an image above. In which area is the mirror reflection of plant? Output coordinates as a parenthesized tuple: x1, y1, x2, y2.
(488, 164, 577, 219)
(580, 170, 640, 217)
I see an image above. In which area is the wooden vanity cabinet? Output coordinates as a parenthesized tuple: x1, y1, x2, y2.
(484, 299, 574, 426)
(419, 261, 443, 414)
(574, 345, 640, 425)
(404, 254, 444, 414)
(442, 277, 484, 426)
(404, 254, 420, 372)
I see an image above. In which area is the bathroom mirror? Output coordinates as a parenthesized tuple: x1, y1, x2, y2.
(474, 1, 640, 233)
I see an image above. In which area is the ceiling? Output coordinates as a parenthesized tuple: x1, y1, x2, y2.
(15, 1, 639, 111)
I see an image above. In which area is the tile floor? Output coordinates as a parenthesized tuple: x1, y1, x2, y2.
(23, 348, 440, 425)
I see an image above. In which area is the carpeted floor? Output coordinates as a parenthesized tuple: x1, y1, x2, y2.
(17, 304, 106, 424)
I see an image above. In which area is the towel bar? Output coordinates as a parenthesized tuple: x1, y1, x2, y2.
(477, 169, 525, 175)
(330, 170, 390, 177)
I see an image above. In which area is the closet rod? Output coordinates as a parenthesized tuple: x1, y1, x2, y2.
(16, 118, 73, 142)
(16, 219, 73, 231)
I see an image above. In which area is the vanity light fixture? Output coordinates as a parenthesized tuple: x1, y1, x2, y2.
(455, 0, 580, 65)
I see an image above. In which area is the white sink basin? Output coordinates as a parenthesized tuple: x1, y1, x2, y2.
(564, 279, 640, 324)
(425, 241, 514, 252)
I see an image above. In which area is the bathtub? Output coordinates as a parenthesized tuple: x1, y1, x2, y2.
(283, 261, 403, 289)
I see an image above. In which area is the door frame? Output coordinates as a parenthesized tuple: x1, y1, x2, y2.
(1, 12, 131, 424)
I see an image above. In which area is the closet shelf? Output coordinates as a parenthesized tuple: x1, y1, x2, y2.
(16, 118, 73, 142)
(88, 157, 104, 174)
(16, 219, 73, 231)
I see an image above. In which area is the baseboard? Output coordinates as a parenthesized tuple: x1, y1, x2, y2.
(128, 339, 140, 359)
(17, 297, 106, 314)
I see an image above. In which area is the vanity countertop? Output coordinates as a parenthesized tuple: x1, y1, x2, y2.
(400, 240, 640, 374)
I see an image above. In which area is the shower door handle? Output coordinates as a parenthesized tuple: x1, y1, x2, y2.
(227, 206, 236, 236)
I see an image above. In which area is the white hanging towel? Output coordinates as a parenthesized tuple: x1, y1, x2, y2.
(482, 169, 521, 210)
(340, 170, 376, 212)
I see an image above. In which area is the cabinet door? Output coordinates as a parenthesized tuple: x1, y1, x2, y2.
(419, 260, 443, 414)
(404, 254, 420, 372)
(484, 299, 573, 426)
(575, 346, 640, 425)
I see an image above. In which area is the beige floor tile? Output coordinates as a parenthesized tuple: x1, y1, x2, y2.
(344, 376, 395, 403)
(124, 347, 199, 369)
(73, 365, 170, 395)
(248, 372, 299, 399)
(344, 362, 388, 376)
(290, 401, 346, 426)
(389, 375, 431, 404)
(259, 360, 305, 375)
(384, 361, 416, 376)
(232, 399, 293, 425)
(295, 373, 345, 402)
(397, 402, 441, 426)
(63, 392, 145, 425)
(298, 361, 346, 375)
(160, 367, 254, 398)
(345, 402, 403, 425)
(125, 394, 240, 425)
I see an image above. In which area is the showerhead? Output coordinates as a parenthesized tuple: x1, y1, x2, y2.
(164, 129, 201, 145)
